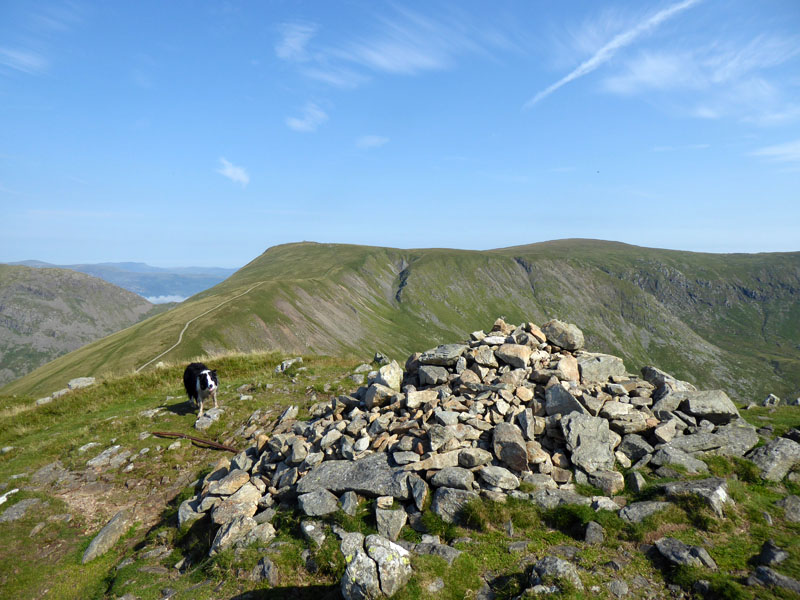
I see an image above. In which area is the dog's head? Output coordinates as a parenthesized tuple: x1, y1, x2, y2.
(199, 369, 218, 393)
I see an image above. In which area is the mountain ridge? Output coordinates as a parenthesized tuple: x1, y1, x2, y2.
(3, 239, 798, 401)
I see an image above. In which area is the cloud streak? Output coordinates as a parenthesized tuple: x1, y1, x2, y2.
(276, 7, 510, 88)
(751, 139, 800, 164)
(356, 135, 389, 149)
(275, 22, 317, 61)
(216, 158, 250, 187)
(286, 102, 328, 132)
(0, 47, 48, 74)
(525, 0, 701, 108)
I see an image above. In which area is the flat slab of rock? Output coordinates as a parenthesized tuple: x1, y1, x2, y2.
(577, 353, 626, 383)
(655, 537, 717, 569)
(661, 478, 732, 517)
(747, 438, 800, 482)
(679, 390, 739, 424)
(297, 452, 409, 499)
(419, 344, 468, 366)
(619, 501, 670, 524)
(82, 509, 132, 563)
(666, 422, 758, 457)
(0, 498, 42, 523)
(529, 489, 591, 510)
(195, 407, 223, 431)
(650, 447, 708, 474)
(749, 566, 800, 593)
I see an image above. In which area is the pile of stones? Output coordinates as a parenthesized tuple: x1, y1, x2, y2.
(176, 318, 800, 597)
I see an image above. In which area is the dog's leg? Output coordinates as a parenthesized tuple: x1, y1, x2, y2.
(213, 389, 218, 409)
(198, 398, 204, 418)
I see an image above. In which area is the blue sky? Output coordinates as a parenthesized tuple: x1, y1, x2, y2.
(1, 0, 798, 268)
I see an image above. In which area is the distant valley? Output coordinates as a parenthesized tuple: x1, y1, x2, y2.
(0, 265, 164, 386)
(5, 240, 798, 403)
(8, 260, 238, 303)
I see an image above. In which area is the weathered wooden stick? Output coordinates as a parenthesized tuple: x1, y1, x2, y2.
(151, 431, 238, 453)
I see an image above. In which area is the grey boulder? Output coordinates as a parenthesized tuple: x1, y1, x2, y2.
(747, 438, 800, 482)
(541, 320, 585, 351)
(82, 509, 133, 563)
(655, 537, 717, 570)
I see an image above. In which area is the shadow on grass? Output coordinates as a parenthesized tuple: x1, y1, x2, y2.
(164, 399, 199, 416)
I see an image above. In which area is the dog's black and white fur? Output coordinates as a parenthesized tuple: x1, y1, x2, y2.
(183, 362, 218, 417)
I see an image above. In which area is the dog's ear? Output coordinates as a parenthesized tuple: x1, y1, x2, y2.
(212, 370, 217, 376)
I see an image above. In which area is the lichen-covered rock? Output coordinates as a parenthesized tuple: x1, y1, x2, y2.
(747, 438, 800, 482)
(365, 534, 413, 596)
(529, 555, 584, 591)
(431, 487, 479, 523)
(209, 515, 256, 556)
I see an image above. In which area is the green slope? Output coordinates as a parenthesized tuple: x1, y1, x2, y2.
(4, 240, 799, 402)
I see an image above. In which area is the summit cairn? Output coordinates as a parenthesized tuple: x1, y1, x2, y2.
(180, 318, 764, 596)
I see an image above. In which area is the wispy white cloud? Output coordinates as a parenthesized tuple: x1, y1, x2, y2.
(525, 0, 702, 108)
(0, 47, 48, 74)
(600, 33, 800, 124)
(356, 135, 389, 149)
(276, 7, 509, 87)
(275, 22, 317, 62)
(0, 4, 83, 77)
(751, 139, 800, 163)
(286, 102, 328, 132)
(301, 66, 365, 89)
(216, 158, 250, 187)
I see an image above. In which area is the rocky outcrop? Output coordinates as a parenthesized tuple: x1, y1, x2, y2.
(173, 317, 776, 596)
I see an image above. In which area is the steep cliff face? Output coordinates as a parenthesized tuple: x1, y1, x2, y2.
(0, 265, 156, 385)
(4, 241, 798, 402)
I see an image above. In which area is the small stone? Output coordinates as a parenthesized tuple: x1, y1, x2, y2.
(375, 508, 407, 541)
(584, 521, 605, 545)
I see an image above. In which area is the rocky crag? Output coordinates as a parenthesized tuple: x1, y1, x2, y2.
(170, 318, 800, 598)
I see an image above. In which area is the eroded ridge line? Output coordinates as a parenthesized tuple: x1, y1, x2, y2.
(135, 281, 265, 372)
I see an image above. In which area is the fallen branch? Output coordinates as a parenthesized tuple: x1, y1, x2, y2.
(151, 431, 238, 453)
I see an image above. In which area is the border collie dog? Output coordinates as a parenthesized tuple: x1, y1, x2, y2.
(183, 362, 218, 417)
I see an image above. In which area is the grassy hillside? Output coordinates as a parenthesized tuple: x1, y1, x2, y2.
(0, 265, 160, 387)
(1, 350, 799, 599)
(4, 240, 799, 402)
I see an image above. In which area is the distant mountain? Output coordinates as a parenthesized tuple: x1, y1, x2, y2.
(5, 240, 799, 402)
(0, 265, 162, 386)
(8, 261, 237, 303)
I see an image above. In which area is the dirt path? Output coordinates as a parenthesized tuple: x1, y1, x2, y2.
(135, 281, 266, 372)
